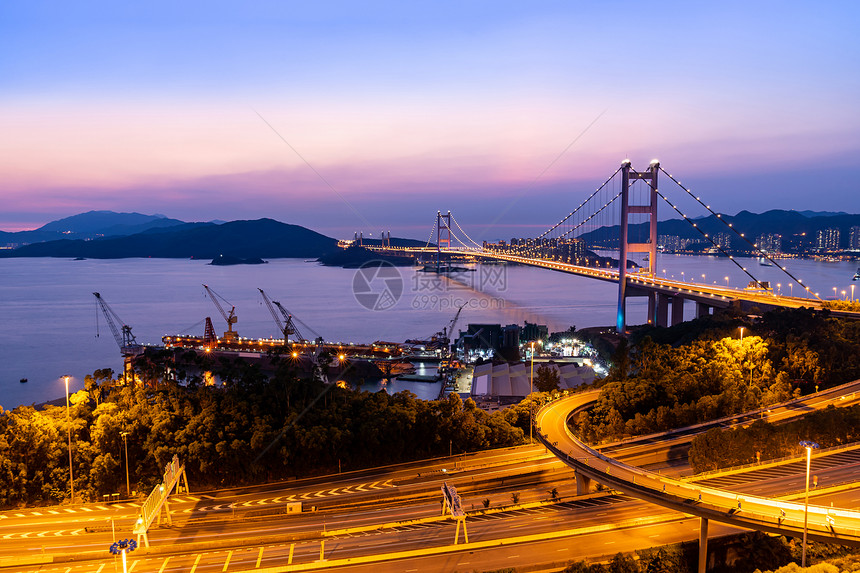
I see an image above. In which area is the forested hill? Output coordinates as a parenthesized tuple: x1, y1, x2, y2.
(0, 218, 341, 259)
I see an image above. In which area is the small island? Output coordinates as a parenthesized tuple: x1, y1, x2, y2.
(318, 245, 415, 268)
(209, 254, 268, 266)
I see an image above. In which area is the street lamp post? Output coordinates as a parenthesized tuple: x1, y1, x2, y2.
(852, 284, 855, 301)
(702, 273, 706, 284)
(63, 375, 74, 504)
(800, 440, 820, 568)
(529, 342, 535, 444)
(777, 283, 781, 296)
(121, 431, 131, 497)
(739, 327, 744, 341)
(789, 283, 794, 297)
(724, 276, 729, 287)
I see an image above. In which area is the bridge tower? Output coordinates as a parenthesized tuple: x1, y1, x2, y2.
(617, 159, 659, 333)
(436, 210, 452, 270)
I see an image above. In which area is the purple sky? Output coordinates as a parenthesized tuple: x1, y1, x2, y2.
(2, 1, 858, 240)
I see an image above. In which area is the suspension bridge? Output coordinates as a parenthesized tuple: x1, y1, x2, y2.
(360, 160, 858, 331)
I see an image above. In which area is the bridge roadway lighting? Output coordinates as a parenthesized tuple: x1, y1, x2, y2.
(63, 375, 74, 504)
(800, 440, 820, 568)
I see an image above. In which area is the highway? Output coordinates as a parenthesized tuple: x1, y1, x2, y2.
(536, 383, 860, 547)
(4, 381, 860, 571)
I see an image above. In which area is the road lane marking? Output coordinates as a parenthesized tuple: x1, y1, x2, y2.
(256, 547, 264, 568)
(96, 564, 105, 573)
(129, 559, 139, 571)
(189, 554, 202, 573)
(223, 549, 233, 571)
(157, 557, 171, 573)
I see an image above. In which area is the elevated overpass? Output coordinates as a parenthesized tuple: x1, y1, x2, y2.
(535, 385, 860, 571)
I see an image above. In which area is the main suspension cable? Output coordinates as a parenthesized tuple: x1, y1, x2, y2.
(659, 167, 820, 300)
(536, 166, 623, 240)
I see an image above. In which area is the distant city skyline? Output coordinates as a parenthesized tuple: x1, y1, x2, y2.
(2, 1, 859, 240)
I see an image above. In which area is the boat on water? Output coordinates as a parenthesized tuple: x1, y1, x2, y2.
(853, 267, 860, 281)
(758, 257, 773, 267)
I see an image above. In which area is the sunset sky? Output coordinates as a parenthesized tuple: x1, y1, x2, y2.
(2, 1, 858, 240)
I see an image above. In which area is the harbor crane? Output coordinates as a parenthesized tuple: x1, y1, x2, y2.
(258, 288, 303, 343)
(93, 292, 144, 356)
(202, 284, 238, 342)
(258, 288, 326, 381)
(405, 302, 465, 356)
(440, 302, 466, 358)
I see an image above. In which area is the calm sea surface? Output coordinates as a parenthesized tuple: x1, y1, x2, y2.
(1, 255, 856, 410)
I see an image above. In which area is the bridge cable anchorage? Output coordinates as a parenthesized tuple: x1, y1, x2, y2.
(536, 165, 623, 240)
(658, 167, 821, 300)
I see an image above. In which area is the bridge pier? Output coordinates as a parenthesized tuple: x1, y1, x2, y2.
(696, 302, 712, 319)
(574, 471, 591, 496)
(699, 517, 709, 573)
(656, 294, 670, 328)
(672, 296, 685, 326)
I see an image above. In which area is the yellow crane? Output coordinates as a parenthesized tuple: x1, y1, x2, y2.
(202, 284, 238, 342)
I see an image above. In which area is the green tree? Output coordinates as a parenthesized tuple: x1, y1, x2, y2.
(608, 552, 639, 573)
(535, 364, 561, 392)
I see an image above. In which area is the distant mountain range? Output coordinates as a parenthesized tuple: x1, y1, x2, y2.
(0, 211, 425, 260)
(0, 211, 188, 245)
(2, 208, 858, 260)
